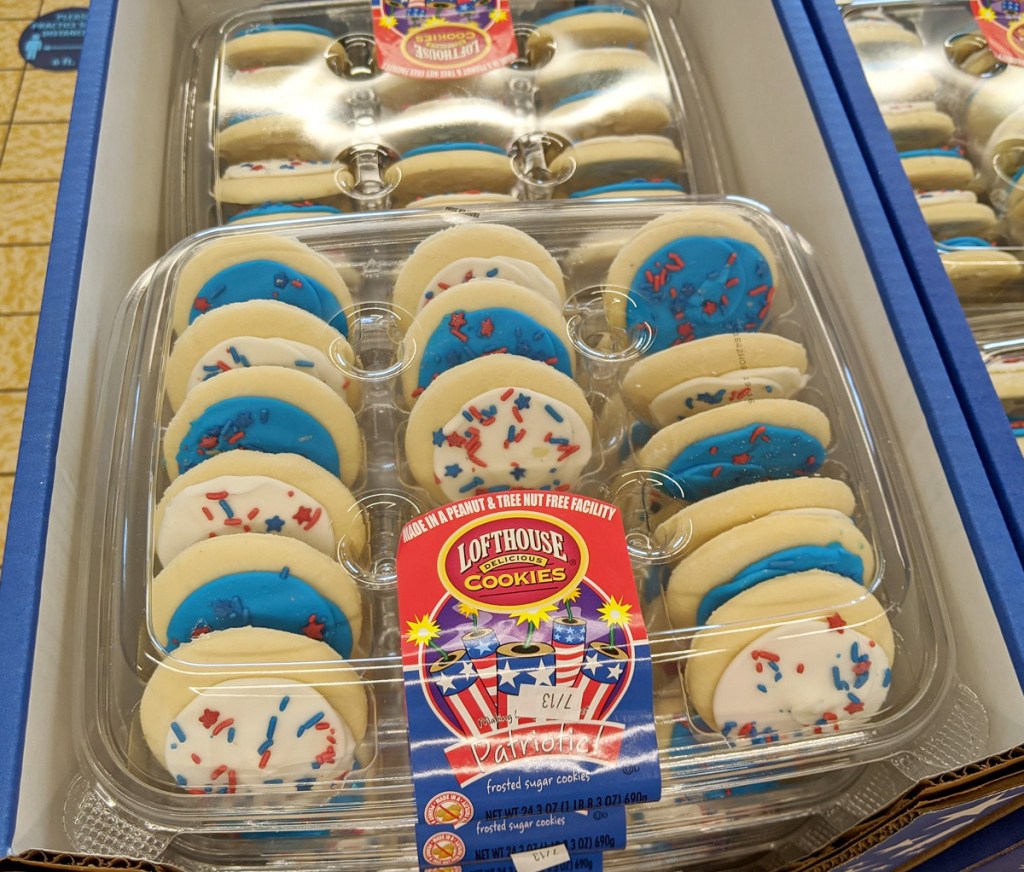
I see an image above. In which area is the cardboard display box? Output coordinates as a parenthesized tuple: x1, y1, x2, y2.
(3, 0, 1024, 866)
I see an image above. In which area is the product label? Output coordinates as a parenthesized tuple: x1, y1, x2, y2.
(398, 491, 661, 868)
(971, 2, 1024, 66)
(372, 0, 517, 79)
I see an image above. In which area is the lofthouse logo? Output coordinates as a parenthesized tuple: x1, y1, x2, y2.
(438, 512, 588, 614)
(401, 24, 491, 70)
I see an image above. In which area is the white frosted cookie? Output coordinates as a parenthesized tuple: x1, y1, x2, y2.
(391, 144, 516, 207)
(405, 355, 593, 504)
(636, 399, 830, 502)
(569, 179, 686, 199)
(654, 477, 856, 557)
(410, 192, 518, 208)
(551, 135, 683, 196)
(964, 66, 1024, 153)
(846, 14, 921, 55)
(392, 223, 566, 326)
(988, 356, 1024, 401)
(864, 66, 937, 104)
(665, 510, 875, 629)
(151, 533, 363, 657)
(605, 210, 778, 351)
(372, 70, 506, 110)
(685, 572, 894, 734)
(880, 102, 955, 151)
(222, 24, 336, 69)
(938, 239, 1024, 300)
(216, 114, 351, 166)
(216, 159, 351, 207)
(621, 333, 808, 426)
(535, 48, 661, 109)
(140, 627, 367, 792)
(900, 148, 975, 192)
(165, 300, 361, 412)
(401, 280, 575, 406)
(172, 234, 354, 337)
(916, 191, 997, 239)
(414, 256, 562, 313)
(163, 367, 363, 486)
(542, 91, 671, 141)
(528, 7, 651, 52)
(154, 451, 366, 567)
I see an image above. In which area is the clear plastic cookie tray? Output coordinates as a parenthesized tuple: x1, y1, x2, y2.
(166, 0, 722, 241)
(840, 1, 1024, 308)
(71, 198, 978, 862)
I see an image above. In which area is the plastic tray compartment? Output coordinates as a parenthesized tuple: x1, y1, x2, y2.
(71, 200, 977, 864)
(166, 0, 723, 241)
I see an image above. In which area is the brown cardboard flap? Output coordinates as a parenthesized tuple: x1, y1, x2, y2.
(0, 852, 183, 871)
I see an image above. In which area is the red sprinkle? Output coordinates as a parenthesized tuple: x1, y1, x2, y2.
(206, 491, 229, 500)
(201, 507, 214, 520)
(796, 663, 805, 674)
(751, 650, 781, 662)
(259, 751, 272, 769)
(212, 719, 234, 737)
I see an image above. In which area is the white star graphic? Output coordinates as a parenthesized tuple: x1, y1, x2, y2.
(459, 660, 477, 679)
(605, 662, 624, 680)
(877, 829, 949, 858)
(530, 662, 555, 686)
(929, 788, 1022, 827)
(498, 661, 519, 688)
(584, 653, 600, 672)
(434, 670, 457, 694)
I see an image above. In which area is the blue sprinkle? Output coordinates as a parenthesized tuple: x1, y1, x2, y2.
(773, 671, 782, 682)
(296, 779, 316, 792)
(544, 404, 564, 422)
(280, 566, 290, 579)
(227, 728, 236, 743)
(312, 762, 321, 770)
(515, 393, 531, 410)
(832, 666, 849, 692)
(424, 291, 434, 300)
(260, 408, 269, 423)
(267, 716, 278, 740)
(295, 359, 315, 368)
(297, 712, 325, 738)
(202, 364, 221, 374)
(176, 775, 188, 786)
(549, 437, 570, 445)
(459, 476, 485, 494)
(171, 722, 186, 743)
(264, 778, 284, 784)
(756, 684, 767, 693)
(847, 692, 861, 704)
(854, 672, 870, 690)
(882, 668, 891, 688)
(170, 743, 177, 750)
(768, 661, 781, 673)
(228, 346, 243, 363)
(722, 721, 737, 736)
(258, 739, 274, 755)
(219, 499, 234, 519)
(462, 410, 474, 422)
(280, 696, 290, 712)
(208, 283, 227, 300)
(486, 268, 499, 277)
(507, 425, 516, 442)
(432, 428, 446, 447)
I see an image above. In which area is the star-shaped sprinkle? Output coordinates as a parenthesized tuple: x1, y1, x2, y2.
(265, 515, 285, 532)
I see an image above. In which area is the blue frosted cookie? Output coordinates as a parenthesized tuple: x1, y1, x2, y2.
(606, 211, 778, 353)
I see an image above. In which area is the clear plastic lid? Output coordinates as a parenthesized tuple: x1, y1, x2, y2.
(70, 200, 973, 862)
(165, 0, 723, 242)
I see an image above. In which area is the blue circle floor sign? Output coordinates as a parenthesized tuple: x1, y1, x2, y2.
(19, 9, 88, 71)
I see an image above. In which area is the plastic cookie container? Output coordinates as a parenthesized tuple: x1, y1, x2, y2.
(69, 199, 982, 868)
(165, 0, 722, 242)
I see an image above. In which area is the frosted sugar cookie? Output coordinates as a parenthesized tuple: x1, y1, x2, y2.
(405, 356, 593, 504)
(542, 90, 671, 141)
(665, 510, 875, 629)
(915, 190, 997, 240)
(636, 399, 830, 502)
(900, 148, 975, 192)
(154, 451, 366, 567)
(222, 23, 336, 69)
(938, 238, 1024, 299)
(216, 159, 351, 208)
(411, 192, 518, 208)
(550, 135, 684, 196)
(163, 367, 363, 486)
(226, 202, 346, 224)
(391, 143, 516, 207)
(605, 210, 777, 353)
(216, 114, 350, 166)
(401, 281, 575, 405)
(165, 300, 360, 412)
(963, 66, 1024, 153)
(392, 223, 566, 324)
(654, 477, 857, 557)
(535, 48, 661, 109)
(377, 98, 517, 153)
(172, 233, 354, 337)
(621, 332, 808, 426)
(881, 102, 955, 151)
(846, 13, 921, 56)
(140, 627, 368, 793)
(569, 178, 685, 199)
(685, 572, 895, 735)
(151, 534, 362, 656)
(528, 6, 651, 52)
(864, 66, 937, 104)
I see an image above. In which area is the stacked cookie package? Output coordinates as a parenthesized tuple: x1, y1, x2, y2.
(845, 5, 1024, 303)
(189, 3, 704, 235)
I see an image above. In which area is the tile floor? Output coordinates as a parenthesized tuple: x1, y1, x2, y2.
(0, 1, 85, 566)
